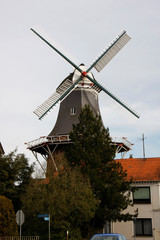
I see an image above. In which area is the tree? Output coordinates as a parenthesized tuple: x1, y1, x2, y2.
(0, 195, 18, 236)
(65, 105, 137, 231)
(0, 150, 34, 211)
(22, 158, 98, 240)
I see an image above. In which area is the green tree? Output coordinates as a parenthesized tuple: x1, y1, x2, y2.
(22, 159, 98, 240)
(65, 105, 137, 231)
(0, 195, 18, 236)
(0, 150, 34, 211)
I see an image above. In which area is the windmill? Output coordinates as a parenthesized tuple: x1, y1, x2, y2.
(26, 28, 139, 175)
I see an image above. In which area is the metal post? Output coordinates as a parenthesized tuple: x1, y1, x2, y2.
(49, 214, 51, 240)
(20, 224, 22, 240)
(142, 133, 145, 158)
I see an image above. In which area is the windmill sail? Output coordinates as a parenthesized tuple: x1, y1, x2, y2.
(89, 30, 131, 73)
(96, 82, 140, 119)
(31, 28, 140, 120)
(83, 73, 140, 119)
(31, 28, 82, 73)
(34, 78, 73, 119)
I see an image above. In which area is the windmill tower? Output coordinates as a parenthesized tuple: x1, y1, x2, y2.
(26, 28, 139, 175)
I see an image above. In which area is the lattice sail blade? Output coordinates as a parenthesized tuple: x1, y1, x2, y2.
(95, 81, 140, 118)
(31, 27, 81, 72)
(34, 78, 73, 119)
(89, 30, 131, 73)
(83, 73, 140, 119)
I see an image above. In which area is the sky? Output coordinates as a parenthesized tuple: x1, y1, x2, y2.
(1, 0, 160, 166)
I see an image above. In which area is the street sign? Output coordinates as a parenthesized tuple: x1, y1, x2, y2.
(37, 214, 50, 240)
(16, 210, 25, 226)
(38, 214, 49, 218)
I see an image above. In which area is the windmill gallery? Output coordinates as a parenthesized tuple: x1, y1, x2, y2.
(26, 29, 140, 175)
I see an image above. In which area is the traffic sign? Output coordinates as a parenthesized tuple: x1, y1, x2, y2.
(16, 210, 25, 226)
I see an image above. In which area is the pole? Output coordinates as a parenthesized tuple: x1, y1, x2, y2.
(142, 133, 145, 158)
(20, 224, 22, 240)
(49, 214, 50, 240)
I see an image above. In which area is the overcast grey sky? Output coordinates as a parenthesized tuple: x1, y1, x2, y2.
(1, 0, 160, 164)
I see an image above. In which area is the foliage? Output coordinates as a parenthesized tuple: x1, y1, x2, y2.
(65, 105, 138, 230)
(0, 195, 18, 236)
(0, 149, 34, 211)
(22, 159, 98, 240)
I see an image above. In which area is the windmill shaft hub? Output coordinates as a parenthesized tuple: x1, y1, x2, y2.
(81, 71, 87, 77)
(73, 65, 93, 86)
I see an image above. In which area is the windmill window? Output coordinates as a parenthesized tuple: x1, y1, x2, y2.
(133, 187, 151, 204)
(70, 108, 76, 115)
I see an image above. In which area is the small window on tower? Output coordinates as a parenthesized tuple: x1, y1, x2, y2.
(70, 108, 76, 115)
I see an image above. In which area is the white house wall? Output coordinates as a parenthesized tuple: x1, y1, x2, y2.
(113, 182, 160, 240)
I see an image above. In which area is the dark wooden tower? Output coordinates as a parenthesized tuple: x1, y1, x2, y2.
(49, 72, 102, 136)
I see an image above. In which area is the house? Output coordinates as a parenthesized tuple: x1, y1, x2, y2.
(112, 157, 160, 240)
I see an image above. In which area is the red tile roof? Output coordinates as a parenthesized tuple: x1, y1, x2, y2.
(117, 157, 160, 182)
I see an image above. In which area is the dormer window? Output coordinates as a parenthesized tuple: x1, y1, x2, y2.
(70, 108, 76, 115)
